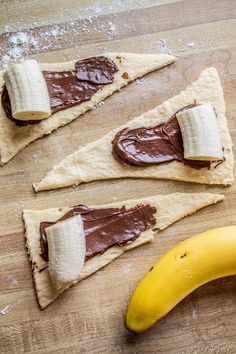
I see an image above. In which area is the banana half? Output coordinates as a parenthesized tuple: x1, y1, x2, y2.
(47, 215, 86, 290)
(176, 104, 223, 161)
(3, 59, 51, 121)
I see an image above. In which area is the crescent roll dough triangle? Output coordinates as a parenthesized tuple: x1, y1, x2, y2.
(34, 67, 234, 192)
(0, 53, 176, 164)
(23, 192, 224, 309)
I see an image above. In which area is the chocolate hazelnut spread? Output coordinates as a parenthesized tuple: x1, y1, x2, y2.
(75, 56, 118, 84)
(112, 104, 221, 170)
(40, 204, 156, 262)
(2, 56, 118, 126)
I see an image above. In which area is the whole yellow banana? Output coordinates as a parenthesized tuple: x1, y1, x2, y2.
(126, 226, 236, 333)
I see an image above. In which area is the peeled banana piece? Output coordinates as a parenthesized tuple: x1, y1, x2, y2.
(176, 104, 222, 161)
(126, 226, 236, 333)
(46, 215, 86, 289)
(3, 59, 51, 121)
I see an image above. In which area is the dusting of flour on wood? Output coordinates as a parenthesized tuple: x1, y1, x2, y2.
(0, 300, 21, 316)
(0, 0, 206, 69)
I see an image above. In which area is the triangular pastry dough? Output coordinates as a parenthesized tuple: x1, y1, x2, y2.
(23, 192, 224, 309)
(0, 53, 176, 164)
(34, 67, 234, 191)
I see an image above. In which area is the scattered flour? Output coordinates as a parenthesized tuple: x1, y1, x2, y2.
(189, 300, 198, 320)
(134, 77, 145, 85)
(6, 275, 19, 288)
(155, 39, 172, 55)
(192, 307, 198, 319)
(1, 1, 125, 69)
(176, 38, 200, 53)
(1, 2, 203, 69)
(9, 32, 29, 45)
(92, 100, 105, 110)
(0, 305, 11, 315)
(186, 41, 196, 48)
(2, 54, 11, 68)
(0, 300, 20, 316)
(51, 29, 61, 37)
(122, 263, 132, 274)
(2, 31, 39, 68)
(32, 153, 42, 164)
(98, 20, 117, 39)
(108, 21, 117, 39)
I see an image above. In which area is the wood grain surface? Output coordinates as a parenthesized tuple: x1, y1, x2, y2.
(0, 1, 236, 353)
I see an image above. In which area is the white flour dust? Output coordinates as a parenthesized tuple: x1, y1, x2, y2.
(186, 41, 196, 48)
(6, 274, 19, 288)
(1, 17, 119, 68)
(134, 77, 145, 86)
(1, 1, 204, 69)
(0, 305, 11, 315)
(155, 39, 172, 55)
(92, 100, 105, 110)
(0, 300, 20, 316)
(32, 153, 43, 164)
(2, 31, 39, 68)
(122, 263, 132, 274)
(192, 307, 198, 319)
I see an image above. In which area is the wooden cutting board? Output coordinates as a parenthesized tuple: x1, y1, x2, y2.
(0, 1, 236, 353)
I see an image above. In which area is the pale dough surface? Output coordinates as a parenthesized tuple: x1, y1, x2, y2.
(23, 192, 224, 309)
(0, 53, 176, 164)
(35, 67, 234, 192)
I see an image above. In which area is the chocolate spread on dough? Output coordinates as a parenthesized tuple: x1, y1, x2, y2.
(40, 204, 156, 262)
(2, 56, 118, 126)
(112, 104, 221, 170)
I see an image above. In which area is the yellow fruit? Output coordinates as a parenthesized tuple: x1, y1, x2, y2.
(126, 226, 236, 333)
